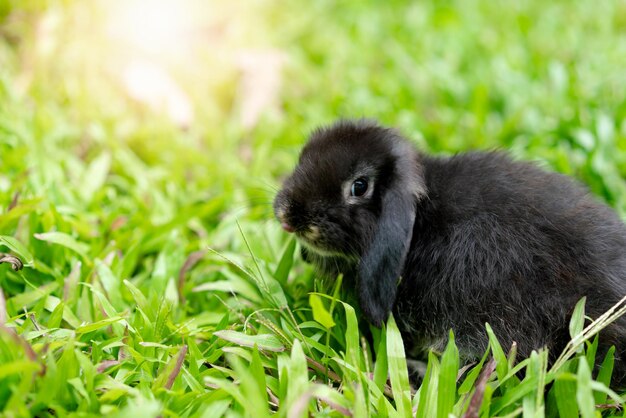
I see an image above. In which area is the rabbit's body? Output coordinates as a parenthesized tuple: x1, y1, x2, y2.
(398, 153, 626, 364)
(274, 120, 626, 382)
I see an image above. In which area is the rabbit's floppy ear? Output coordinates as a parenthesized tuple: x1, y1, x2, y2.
(357, 141, 424, 326)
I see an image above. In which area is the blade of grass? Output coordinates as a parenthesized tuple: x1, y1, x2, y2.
(0, 235, 33, 266)
(462, 357, 496, 418)
(273, 237, 295, 283)
(576, 358, 595, 418)
(485, 323, 509, 385)
(594, 346, 615, 404)
(284, 339, 310, 417)
(213, 330, 285, 352)
(552, 294, 626, 372)
(437, 330, 459, 418)
(415, 351, 440, 418)
(386, 315, 411, 418)
(553, 375, 579, 418)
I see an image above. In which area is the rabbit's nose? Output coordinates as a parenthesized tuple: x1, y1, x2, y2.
(275, 206, 296, 233)
(281, 222, 296, 233)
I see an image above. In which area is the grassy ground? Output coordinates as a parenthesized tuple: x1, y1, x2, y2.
(1, 0, 626, 416)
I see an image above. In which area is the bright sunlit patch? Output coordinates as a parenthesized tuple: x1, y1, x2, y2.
(103, 0, 199, 125)
(105, 0, 194, 59)
(48, 0, 279, 128)
(122, 59, 194, 127)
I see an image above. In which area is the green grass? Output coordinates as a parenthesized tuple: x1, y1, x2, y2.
(1, 0, 626, 416)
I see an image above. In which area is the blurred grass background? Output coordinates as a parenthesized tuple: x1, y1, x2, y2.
(1, 0, 626, 416)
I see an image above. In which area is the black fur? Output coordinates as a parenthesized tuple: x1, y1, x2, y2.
(274, 119, 626, 383)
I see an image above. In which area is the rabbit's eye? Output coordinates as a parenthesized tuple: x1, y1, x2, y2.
(351, 178, 368, 197)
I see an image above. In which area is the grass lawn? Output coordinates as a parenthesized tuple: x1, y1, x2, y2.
(1, 0, 626, 416)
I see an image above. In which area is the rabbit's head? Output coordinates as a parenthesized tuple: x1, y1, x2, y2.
(274, 120, 426, 325)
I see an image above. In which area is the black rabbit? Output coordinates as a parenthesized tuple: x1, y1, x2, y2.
(273, 119, 626, 383)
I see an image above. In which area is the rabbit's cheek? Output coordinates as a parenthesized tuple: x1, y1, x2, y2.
(301, 225, 321, 241)
(295, 226, 329, 252)
(295, 224, 355, 258)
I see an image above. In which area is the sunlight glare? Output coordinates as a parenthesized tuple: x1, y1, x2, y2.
(106, 0, 194, 59)
(104, 0, 199, 125)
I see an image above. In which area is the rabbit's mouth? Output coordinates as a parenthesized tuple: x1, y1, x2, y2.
(299, 239, 344, 258)
(296, 226, 357, 260)
(296, 226, 340, 256)
(299, 225, 322, 242)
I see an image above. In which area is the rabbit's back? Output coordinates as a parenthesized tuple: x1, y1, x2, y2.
(398, 152, 626, 365)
